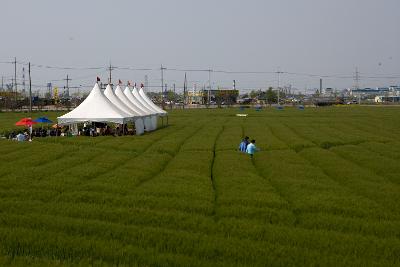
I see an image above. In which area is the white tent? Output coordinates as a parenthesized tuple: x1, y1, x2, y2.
(132, 86, 163, 115)
(114, 85, 153, 132)
(138, 86, 168, 116)
(104, 84, 145, 135)
(132, 86, 164, 130)
(58, 83, 131, 125)
(124, 86, 158, 131)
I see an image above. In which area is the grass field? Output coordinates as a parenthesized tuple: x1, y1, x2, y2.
(0, 106, 399, 266)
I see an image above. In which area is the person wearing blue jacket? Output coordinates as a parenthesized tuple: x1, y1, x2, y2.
(239, 136, 249, 152)
(246, 139, 259, 158)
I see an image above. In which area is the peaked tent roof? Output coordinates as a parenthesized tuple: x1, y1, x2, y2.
(104, 84, 143, 118)
(114, 85, 150, 117)
(124, 86, 157, 115)
(138, 87, 168, 116)
(58, 83, 131, 125)
(132, 86, 163, 115)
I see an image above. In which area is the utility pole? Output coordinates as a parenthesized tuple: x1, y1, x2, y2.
(172, 83, 176, 109)
(208, 69, 212, 106)
(10, 77, 14, 111)
(108, 63, 113, 84)
(320, 78, 323, 95)
(276, 69, 283, 105)
(14, 57, 17, 106)
(22, 67, 26, 96)
(64, 74, 71, 98)
(160, 64, 166, 107)
(28, 62, 32, 113)
(183, 72, 187, 109)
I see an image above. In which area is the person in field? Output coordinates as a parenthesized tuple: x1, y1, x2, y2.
(246, 139, 259, 158)
(16, 132, 25, 142)
(239, 136, 250, 152)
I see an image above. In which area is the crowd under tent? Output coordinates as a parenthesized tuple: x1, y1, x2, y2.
(114, 85, 153, 132)
(104, 84, 145, 135)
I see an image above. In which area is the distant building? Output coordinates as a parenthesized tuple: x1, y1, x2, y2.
(187, 91, 204, 104)
(211, 89, 239, 105)
(324, 88, 333, 96)
(375, 96, 400, 103)
(350, 88, 389, 98)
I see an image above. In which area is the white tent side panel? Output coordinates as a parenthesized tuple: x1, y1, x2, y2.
(134, 118, 145, 135)
(104, 84, 146, 134)
(114, 85, 153, 132)
(127, 87, 159, 130)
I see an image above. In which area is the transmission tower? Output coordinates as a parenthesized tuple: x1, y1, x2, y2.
(64, 75, 71, 98)
(354, 67, 360, 89)
(108, 63, 114, 84)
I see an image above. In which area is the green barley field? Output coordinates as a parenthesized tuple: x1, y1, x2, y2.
(0, 106, 399, 266)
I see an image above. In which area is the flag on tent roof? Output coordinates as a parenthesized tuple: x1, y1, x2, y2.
(127, 81, 131, 86)
(118, 79, 122, 85)
(96, 76, 100, 82)
(141, 83, 144, 88)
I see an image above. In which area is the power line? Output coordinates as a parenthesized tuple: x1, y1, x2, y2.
(1, 58, 399, 79)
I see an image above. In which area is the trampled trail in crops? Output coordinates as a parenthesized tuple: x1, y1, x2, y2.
(0, 107, 400, 266)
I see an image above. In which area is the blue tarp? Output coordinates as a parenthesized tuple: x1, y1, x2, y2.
(34, 117, 53, 123)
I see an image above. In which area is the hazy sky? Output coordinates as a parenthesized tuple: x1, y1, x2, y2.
(1, 0, 399, 94)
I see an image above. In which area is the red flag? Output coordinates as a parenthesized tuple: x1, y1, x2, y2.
(127, 81, 131, 86)
(141, 83, 144, 88)
(118, 79, 122, 85)
(134, 82, 137, 88)
(96, 76, 100, 82)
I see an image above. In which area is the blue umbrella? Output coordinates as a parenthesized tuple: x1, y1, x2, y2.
(34, 117, 53, 123)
